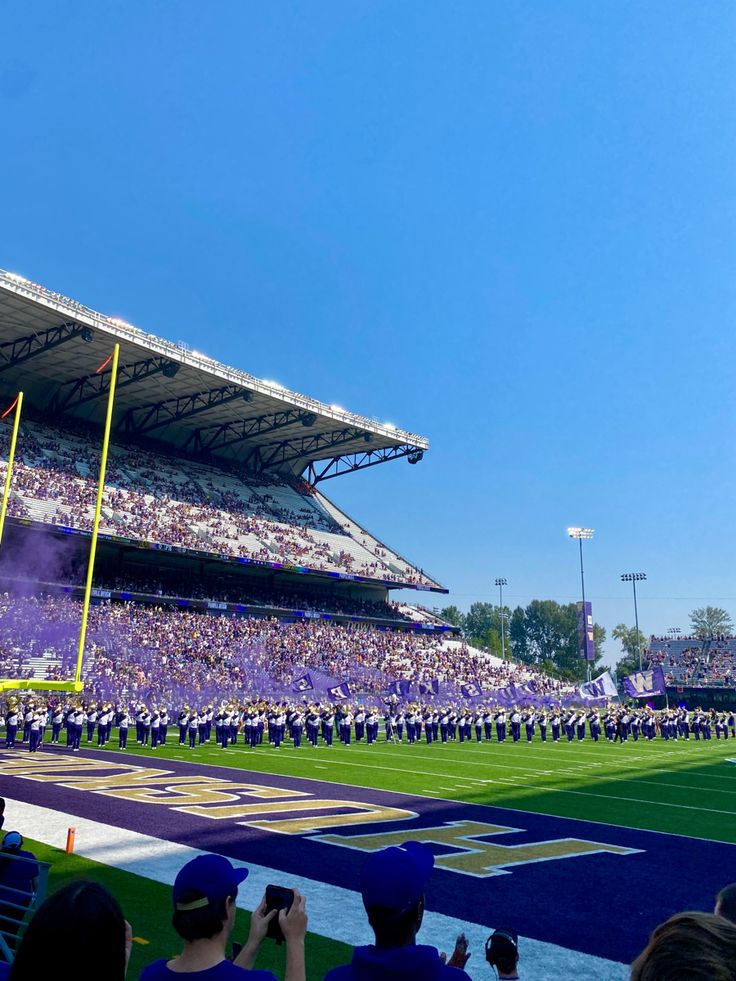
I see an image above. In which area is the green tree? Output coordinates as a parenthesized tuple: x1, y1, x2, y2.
(689, 606, 734, 638)
(439, 605, 465, 629)
(611, 623, 648, 678)
(463, 602, 510, 656)
(508, 599, 605, 681)
(508, 606, 529, 663)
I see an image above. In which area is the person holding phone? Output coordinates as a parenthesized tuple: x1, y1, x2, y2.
(323, 841, 471, 981)
(140, 854, 307, 981)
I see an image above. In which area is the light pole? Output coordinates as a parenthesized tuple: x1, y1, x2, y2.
(621, 572, 647, 671)
(568, 527, 594, 679)
(495, 578, 508, 661)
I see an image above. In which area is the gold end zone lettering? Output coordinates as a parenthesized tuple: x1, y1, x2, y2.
(178, 798, 416, 834)
(0, 756, 137, 780)
(98, 781, 308, 806)
(245, 803, 417, 835)
(317, 820, 642, 877)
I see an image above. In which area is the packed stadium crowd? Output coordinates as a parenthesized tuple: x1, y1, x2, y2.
(2, 565, 418, 624)
(0, 419, 434, 586)
(0, 593, 557, 706)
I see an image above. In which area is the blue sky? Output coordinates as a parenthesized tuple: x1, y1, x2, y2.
(2, 1, 735, 664)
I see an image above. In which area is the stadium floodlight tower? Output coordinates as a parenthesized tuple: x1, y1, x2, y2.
(495, 578, 508, 661)
(621, 572, 647, 671)
(567, 527, 594, 679)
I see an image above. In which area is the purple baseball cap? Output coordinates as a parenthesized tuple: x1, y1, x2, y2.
(360, 840, 434, 912)
(173, 854, 249, 910)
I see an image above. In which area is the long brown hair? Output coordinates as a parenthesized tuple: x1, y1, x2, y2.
(631, 911, 736, 981)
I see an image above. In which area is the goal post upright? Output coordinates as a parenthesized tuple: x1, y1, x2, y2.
(0, 391, 23, 550)
(74, 343, 120, 690)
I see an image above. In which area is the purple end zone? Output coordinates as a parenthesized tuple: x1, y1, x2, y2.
(1, 746, 730, 963)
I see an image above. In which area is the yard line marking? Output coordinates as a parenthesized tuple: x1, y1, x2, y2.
(63, 745, 736, 844)
(336, 744, 736, 794)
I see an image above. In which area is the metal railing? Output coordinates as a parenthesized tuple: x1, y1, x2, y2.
(0, 851, 51, 964)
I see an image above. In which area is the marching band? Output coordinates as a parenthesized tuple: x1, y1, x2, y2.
(0, 695, 733, 752)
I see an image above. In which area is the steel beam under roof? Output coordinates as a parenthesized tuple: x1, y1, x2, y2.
(247, 428, 366, 473)
(305, 444, 421, 483)
(185, 406, 314, 454)
(117, 384, 250, 436)
(0, 322, 89, 374)
(48, 355, 180, 413)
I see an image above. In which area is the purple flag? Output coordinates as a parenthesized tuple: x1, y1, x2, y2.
(292, 672, 314, 693)
(327, 681, 351, 701)
(622, 666, 666, 699)
(460, 679, 482, 698)
(418, 680, 440, 696)
(386, 679, 411, 697)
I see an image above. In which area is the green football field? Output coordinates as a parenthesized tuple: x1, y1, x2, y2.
(66, 731, 736, 843)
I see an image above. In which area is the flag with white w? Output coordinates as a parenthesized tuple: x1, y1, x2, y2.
(578, 670, 618, 701)
(622, 666, 666, 699)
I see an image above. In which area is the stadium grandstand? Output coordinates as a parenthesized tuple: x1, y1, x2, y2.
(0, 269, 490, 696)
(646, 634, 736, 709)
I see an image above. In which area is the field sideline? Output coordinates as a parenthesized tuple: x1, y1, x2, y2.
(59, 730, 736, 842)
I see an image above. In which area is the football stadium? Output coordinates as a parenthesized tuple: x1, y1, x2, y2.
(0, 270, 735, 981)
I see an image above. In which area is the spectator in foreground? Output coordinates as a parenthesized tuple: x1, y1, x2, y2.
(631, 911, 736, 981)
(9, 880, 132, 980)
(485, 928, 519, 979)
(140, 854, 307, 981)
(323, 840, 472, 981)
(715, 883, 736, 923)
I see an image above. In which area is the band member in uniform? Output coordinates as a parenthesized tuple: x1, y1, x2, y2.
(495, 708, 507, 743)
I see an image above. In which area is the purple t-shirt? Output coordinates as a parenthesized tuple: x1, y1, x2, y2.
(140, 960, 277, 981)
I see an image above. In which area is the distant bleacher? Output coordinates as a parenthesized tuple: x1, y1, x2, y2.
(646, 636, 736, 687)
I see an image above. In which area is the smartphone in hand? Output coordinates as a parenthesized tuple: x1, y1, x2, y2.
(264, 884, 295, 944)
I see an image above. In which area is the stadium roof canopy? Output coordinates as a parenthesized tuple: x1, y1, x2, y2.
(0, 270, 428, 481)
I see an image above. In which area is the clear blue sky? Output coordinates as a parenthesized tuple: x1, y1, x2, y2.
(2, 1, 736, 664)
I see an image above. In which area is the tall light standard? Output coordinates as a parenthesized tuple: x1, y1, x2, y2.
(621, 572, 647, 671)
(495, 577, 508, 661)
(568, 527, 594, 679)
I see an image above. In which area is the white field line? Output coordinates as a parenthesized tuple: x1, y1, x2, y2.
(7, 797, 628, 981)
(205, 743, 736, 805)
(215, 738, 736, 790)
(339, 741, 736, 779)
(64, 746, 736, 846)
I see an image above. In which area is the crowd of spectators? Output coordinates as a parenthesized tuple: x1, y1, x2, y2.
(0, 419, 435, 587)
(0, 592, 565, 706)
(2, 561, 420, 625)
(647, 638, 736, 688)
